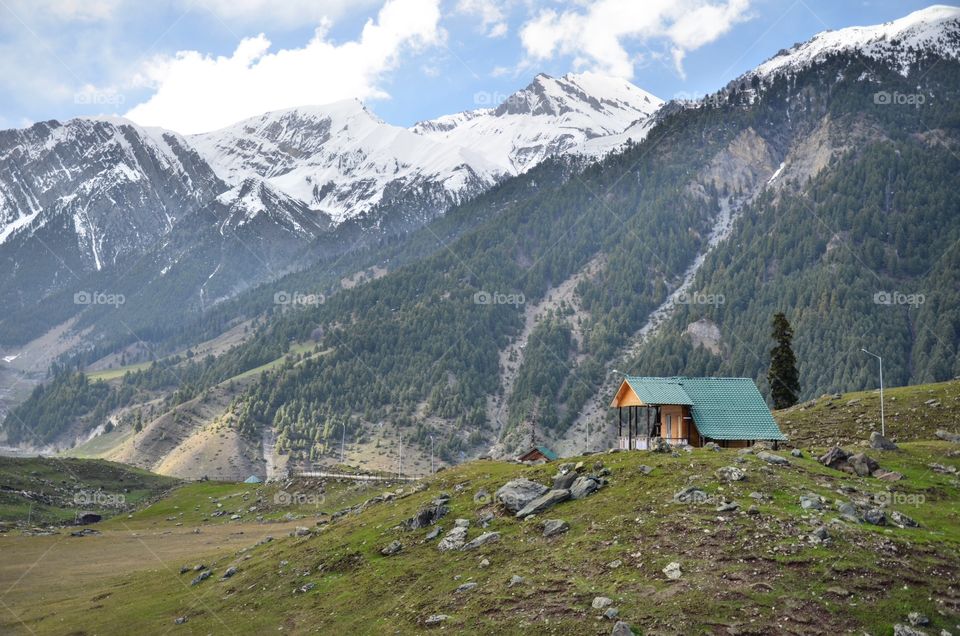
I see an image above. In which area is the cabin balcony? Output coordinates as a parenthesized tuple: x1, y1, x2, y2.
(617, 436, 689, 450)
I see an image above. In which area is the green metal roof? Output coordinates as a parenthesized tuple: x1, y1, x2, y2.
(624, 377, 693, 405)
(622, 376, 786, 441)
(535, 446, 559, 461)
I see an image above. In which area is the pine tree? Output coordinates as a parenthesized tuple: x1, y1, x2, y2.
(768, 312, 801, 409)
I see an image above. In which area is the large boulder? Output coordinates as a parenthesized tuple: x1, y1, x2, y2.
(542, 519, 570, 537)
(715, 466, 746, 482)
(462, 531, 500, 551)
(569, 476, 602, 499)
(648, 437, 671, 453)
(611, 622, 634, 636)
(818, 447, 851, 470)
(869, 431, 898, 451)
(403, 503, 449, 530)
(935, 429, 960, 443)
(673, 486, 708, 504)
(495, 479, 549, 513)
(757, 451, 789, 466)
(847, 453, 880, 477)
(515, 489, 571, 518)
(552, 472, 578, 490)
(437, 526, 468, 552)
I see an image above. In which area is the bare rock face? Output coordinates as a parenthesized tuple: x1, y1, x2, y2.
(515, 489, 571, 518)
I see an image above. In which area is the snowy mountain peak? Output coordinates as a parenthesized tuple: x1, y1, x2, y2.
(752, 4, 960, 79)
(411, 72, 663, 174)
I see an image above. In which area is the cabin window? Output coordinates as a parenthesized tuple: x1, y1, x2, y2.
(665, 415, 672, 439)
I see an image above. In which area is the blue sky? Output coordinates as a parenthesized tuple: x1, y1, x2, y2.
(0, 0, 941, 133)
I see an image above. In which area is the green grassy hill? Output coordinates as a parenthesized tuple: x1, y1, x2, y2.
(776, 378, 960, 447)
(3, 440, 959, 634)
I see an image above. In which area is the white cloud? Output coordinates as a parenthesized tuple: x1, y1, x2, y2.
(184, 0, 379, 28)
(125, 0, 443, 133)
(456, 0, 508, 38)
(519, 0, 751, 78)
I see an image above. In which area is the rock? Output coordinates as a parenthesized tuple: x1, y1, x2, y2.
(174, 616, 188, 625)
(473, 489, 489, 504)
(800, 494, 824, 510)
(607, 559, 622, 569)
(638, 465, 654, 476)
(662, 561, 682, 580)
(293, 526, 311, 537)
(611, 621, 634, 636)
(381, 540, 403, 556)
(809, 526, 830, 543)
(862, 508, 886, 525)
(893, 626, 928, 636)
(791, 449, 803, 458)
(479, 558, 490, 568)
(221, 566, 237, 579)
(648, 437, 671, 453)
(604, 607, 620, 620)
(703, 441, 721, 451)
(569, 476, 602, 499)
(477, 511, 494, 528)
(748, 491, 766, 500)
(425, 525, 443, 540)
(190, 570, 211, 586)
(835, 501, 860, 523)
(747, 505, 759, 515)
(542, 519, 570, 538)
(907, 612, 930, 627)
(874, 470, 904, 481)
(455, 582, 477, 593)
(495, 479, 549, 513)
(462, 531, 501, 551)
(424, 614, 449, 626)
(935, 429, 960, 443)
(592, 596, 614, 609)
(515, 489, 570, 517)
(437, 526, 469, 552)
(891, 511, 919, 528)
(715, 466, 746, 482)
(296, 582, 315, 594)
(848, 452, 880, 477)
(757, 451, 789, 466)
(738, 447, 754, 455)
(818, 447, 851, 470)
(870, 431, 898, 450)
(552, 471, 578, 490)
(847, 398, 861, 406)
(716, 501, 739, 512)
(673, 486, 708, 504)
(454, 518, 470, 528)
(508, 575, 525, 587)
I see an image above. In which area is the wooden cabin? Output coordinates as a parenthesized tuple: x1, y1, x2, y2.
(517, 446, 559, 462)
(610, 376, 786, 449)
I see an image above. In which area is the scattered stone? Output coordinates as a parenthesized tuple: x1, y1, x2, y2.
(673, 486, 708, 504)
(935, 429, 960, 443)
(757, 451, 789, 466)
(800, 494, 824, 510)
(703, 442, 721, 451)
(846, 398, 861, 406)
(738, 447, 754, 456)
(570, 476, 602, 500)
(462, 531, 500, 551)
(748, 491, 766, 500)
(747, 505, 760, 515)
(296, 582, 315, 594)
(607, 559, 622, 569)
(819, 447, 851, 470)
(508, 575, 525, 587)
(552, 471, 578, 490)
(542, 519, 570, 538)
(663, 561, 682, 580)
(174, 616, 188, 625)
(592, 596, 614, 609)
(381, 540, 403, 556)
(648, 437, 671, 453)
(495, 479, 549, 513)
(907, 612, 930, 627)
(603, 607, 620, 620)
(472, 489, 489, 504)
(825, 587, 850, 597)
(221, 566, 237, 579)
(479, 558, 490, 568)
(437, 526, 468, 552)
(477, 511, 494, 528)
(293, 526, 311, 537)
(893, 625, 927, 636)
(455, 582, 477, 594)
(848, 453, 880, 477)
(715, 466, 746, 482)
(870, 431, 898, 451)
(611, 621, 634, 636)
(424, 614, 449, 626)
(515, 489, 570, 518)
(454, 518, 470, 529)
(891, 511, 919, 528)
(874, 470, 904, 481)
(791, 449, 804, 458)
(190, 570, 211, 586)
(638, 465, 654, 476)
(809, 526, 830, 543)
(862, 508, 886, 526)
(425, 525, 443, 540)
(835, 501, 860, 523)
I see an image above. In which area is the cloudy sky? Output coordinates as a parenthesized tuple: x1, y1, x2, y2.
(0, 0, 938, 133)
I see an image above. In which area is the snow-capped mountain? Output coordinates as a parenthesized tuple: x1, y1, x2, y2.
(190, 100, 502, 225)
(753, 4, 960, 79)
(411, 72, 663, 174)
(0, 117, 221, 268)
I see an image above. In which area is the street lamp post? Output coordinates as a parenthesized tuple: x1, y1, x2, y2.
(398, 436, 403, 480)
(429, 434, 435, 475)
(861, 348, 885, 437)
(340, 422, 346, 465)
